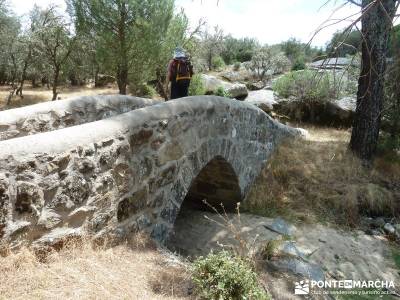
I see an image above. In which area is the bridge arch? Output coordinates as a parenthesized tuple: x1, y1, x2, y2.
(0, 96, 299, 245)
(182, 155, 241, 212)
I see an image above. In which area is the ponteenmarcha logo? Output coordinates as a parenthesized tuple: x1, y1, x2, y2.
(294, 279, 395, 296)
(295, 280, 310, 295)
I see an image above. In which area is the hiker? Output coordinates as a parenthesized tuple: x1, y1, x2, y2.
(166, 47, 193, 100)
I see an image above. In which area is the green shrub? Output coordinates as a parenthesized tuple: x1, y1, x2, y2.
(273, 70, 349, 102)
(272, 74, 292, 99)
(291, 57, 306, 71)
(214, 86, 231, 98)
(192, 251, 269, 300)
(132, 83, 157, 98)
(392, 248, 400, 271)
(378, 133, 400, 154)
(220, 36, 258, 64)
(189, 74, 206, 96)
(233, 61, 241, 71)
(212, 56, 226, 70)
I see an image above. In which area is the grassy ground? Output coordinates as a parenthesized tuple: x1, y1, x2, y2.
(245, 125, 400, 228)
(0, 235, 193, 300)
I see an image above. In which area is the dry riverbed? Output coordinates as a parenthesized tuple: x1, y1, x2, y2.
(168, 209, 400, 299)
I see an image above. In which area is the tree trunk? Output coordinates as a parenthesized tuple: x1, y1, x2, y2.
(155, 68, 168, 100)
(116, 2, 128, 95)
(16, 61, 29, 98)
(16, 47, 31, 98)
(69, 73, 79, 86)
(349, 0, 396, 161)
(392, 97, 400, 138)
(52, 67, 60, 101)
(117, 65, 128, 95)
(6, 54, 18, 105)
(94, 65, 100, 88)
(15, 80, 24, 98)
(6, 84, 17, 106)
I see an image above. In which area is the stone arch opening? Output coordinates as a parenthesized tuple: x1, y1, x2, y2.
(180, 155, 242, 213)
(167, 156, 242, 254)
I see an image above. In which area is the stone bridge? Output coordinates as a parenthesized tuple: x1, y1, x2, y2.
(0, 95, 298, 246)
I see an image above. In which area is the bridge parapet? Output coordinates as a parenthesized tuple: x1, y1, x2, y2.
(0, 95, 160, 141)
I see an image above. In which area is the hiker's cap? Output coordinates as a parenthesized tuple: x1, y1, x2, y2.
(173, 47, 186, 58)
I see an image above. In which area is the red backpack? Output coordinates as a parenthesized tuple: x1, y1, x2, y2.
(171, 58, 193, 81)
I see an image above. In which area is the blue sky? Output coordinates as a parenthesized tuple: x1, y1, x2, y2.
(10, 0, 362, 47)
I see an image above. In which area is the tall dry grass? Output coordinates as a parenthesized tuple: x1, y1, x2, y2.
(0, 234, 192, 300)
(245, 126, 400, 227)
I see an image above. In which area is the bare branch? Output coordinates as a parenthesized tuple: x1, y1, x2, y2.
(347, 0, 362, 7)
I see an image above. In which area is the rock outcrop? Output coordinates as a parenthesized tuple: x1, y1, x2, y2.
(200, 74, 248, 99)
(273, 96, 356, 127)
(221, 68, 252, 83)
(226, 84, 249, 99)
(245, 90, 277, 113)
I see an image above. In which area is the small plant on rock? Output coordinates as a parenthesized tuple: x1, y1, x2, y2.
(192, 250, 269, 300)
(260, 239, 282, 261)
(191, 201, 270, 299)
(214, 86, 231, 98)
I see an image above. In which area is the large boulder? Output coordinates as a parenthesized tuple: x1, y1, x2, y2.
(326, 96, 356, 119)
(245, 90, 277, 113)
(220, 69, 252, 82)
(226, 84, 248, 99)
(273, 96, 356, 127)
(269, 257, 325, 282)
(246, 81, 266, 91)
(325, 96, 356, 126)
(335, 96, 356, 111)
(200, 74, 248, 99)
(201, 74, 231, 92)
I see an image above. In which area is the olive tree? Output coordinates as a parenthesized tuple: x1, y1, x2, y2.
(246, 46, 289, 81)
(0, 3, 30, 104)
(220, 36, 259, 64)
(31, 6, 76, 100)
(0, 1, 20, 85)
(200, 26, 225, 71)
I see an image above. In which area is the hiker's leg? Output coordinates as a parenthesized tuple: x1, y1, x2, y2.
(181, 80, 190, 97)
(170, 81, 179, 99)
(178, 80, 190, 98)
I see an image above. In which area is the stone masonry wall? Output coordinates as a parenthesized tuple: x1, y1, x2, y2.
(0, 96, 299, 246)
